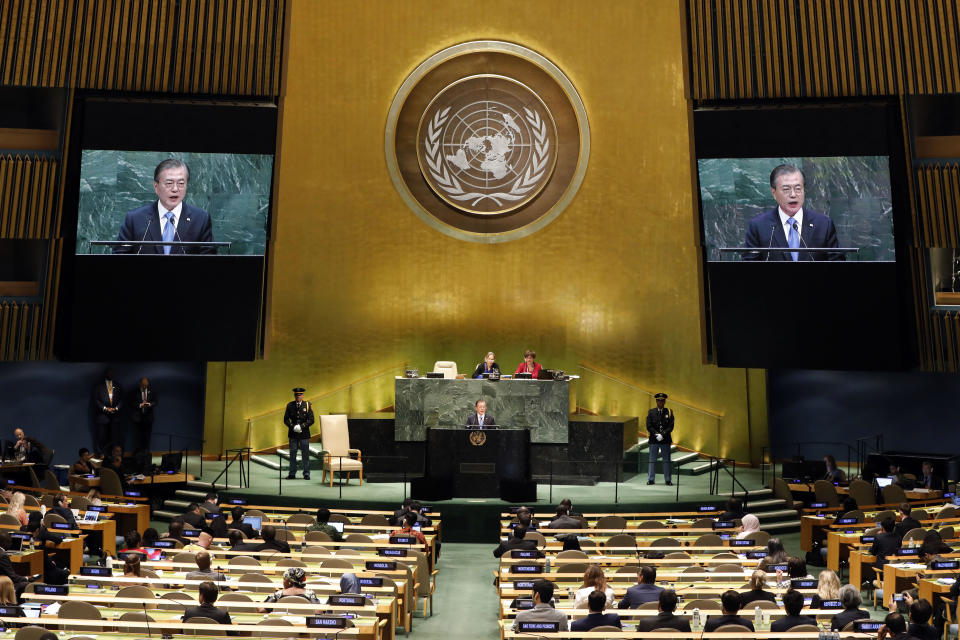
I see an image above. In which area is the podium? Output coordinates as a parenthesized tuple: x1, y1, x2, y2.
(412, 428, 536, 502)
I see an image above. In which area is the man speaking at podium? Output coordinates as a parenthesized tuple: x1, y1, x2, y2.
(114, 158, 215, 254)
(466, 399, 496, 429)
(742, 164, 843, 261)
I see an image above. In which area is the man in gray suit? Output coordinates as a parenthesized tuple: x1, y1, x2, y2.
(512, 580, 568, 631)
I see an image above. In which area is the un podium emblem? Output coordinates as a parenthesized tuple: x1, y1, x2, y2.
(387, 41, 589, 242)
(469, 431, 487, 447)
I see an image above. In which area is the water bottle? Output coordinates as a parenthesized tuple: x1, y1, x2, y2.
(692, 608, 700, 630)
(754, 605, 762, 628)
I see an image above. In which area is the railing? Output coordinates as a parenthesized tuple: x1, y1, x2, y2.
(242, 362, 407, 451)
(575, 364, 726, 458)
(708, 457, 750, 507)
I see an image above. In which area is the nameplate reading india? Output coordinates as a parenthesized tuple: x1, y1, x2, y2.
(394, 377, 569, 443)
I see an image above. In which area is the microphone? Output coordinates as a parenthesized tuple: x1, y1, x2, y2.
(173, 219, 185, 254)
(764, 224, 776, 262)
(136, 215, 154, 255)
(142, 600, 153, 639)
(793, 221, 811, 261)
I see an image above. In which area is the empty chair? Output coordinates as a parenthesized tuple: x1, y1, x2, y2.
(21, 494, 39, 508)
(694, 533, 723, 547)
(42, 512, 67, 527)
(238, 572, 275, 593)
(43, 470, 60, 492)
(345, 532, 373, 544)
(219, 592, 257, 613)
(578, 538, 596, 549)
(0, 514, 20, 526)
(745, 530, 771, 545)
(285, 513, 315, 525)
(595, 515, 627, 529)
(638, 520, 668, 529)
(680, 566, 704, 576)
(58, 600, 103, 631)
(320, 414, 364, 486)
(276, 558, 306, 568)
(172, 551, 196, 563)
(614, 564, 640, 574)
(752, 599, 780, 610)
(304, 530, 332, 542)
(874, 509, 896, 523)
(555, 563, 589, 575)
(665, 551, 691, 559)
(228, 554, 261, 567)
(649, 537, 680, 547)
(638, 600, 661, 610)
(771, 476, 802, 510)
(159, 591, 191, 610)
(813, 480, 841, 508)
(903, 527, 927, 542)
(409, 548, 438, 617)
(882, 484, 908, 505)
(691, 518, 715, 529)
(360, 513, 390, 526)
(526, 531, 547, 548)
(713, 563, 745, 574)
(938, 507, 958, 520)
(272, 528, 296, 542)
(255, 617, 294, 637)
(320, 557, 354, 569)
(302, 545, 332, 557)
(98, 467, 124, 496)
(556, 550, 589, 560)
(118, 611, 155, 634)
(327, 513, 350, 524)
(70, 496, 91, 510)
(140, 568, 159, 579)
(116, 585, 156, 605)
(604, 534, 638, 550)
(710, 552, 738, 559)
(912, 509, 929, 521)
(841, 510, 865, 523)
(432, 361, 458, 378)
(244, 509, 267, 519)
(683, 598, 719, 610)
(939, 525, 955, 540)
(848, 479, 877, 508)
(14, 627, 50, 640)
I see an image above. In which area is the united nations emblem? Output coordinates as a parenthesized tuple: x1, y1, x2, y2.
(386, 41, 589, 242)
(469, 431, 487, 447)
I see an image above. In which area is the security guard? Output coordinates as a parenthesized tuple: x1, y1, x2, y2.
(646, 392, 674, 486)
(283, 387, 315, 480)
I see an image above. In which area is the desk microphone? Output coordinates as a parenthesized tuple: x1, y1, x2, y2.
(793, 221, 811, 261)
(764, 224, 777, 262)
(136, 216, 154, 255)
(142, 600, 153, 638)
(173, 221, 185, 255)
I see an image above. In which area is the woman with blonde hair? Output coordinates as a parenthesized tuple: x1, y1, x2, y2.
(471, 352, 500, 378)
(810, 569, 840, 608)
(739, 569, 776, 607)
(0, 576, 15, 604)
(5, 492, 27, 526)
(573, 564, 615, 608)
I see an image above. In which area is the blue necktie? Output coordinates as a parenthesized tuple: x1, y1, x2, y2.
(162, 212, 175, 255)
(787, 219, 799, 261)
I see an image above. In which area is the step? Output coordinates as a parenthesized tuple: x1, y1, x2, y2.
(250, 455, 281, 471)
(175, 489, 208, 500)
(164, 499, 191, 510)
(742, 498, 786, 510)
(716, 488, 774, 499)
(186, 480, 242, 491)
(754, 508, 800, 521)
(153, 509, 180, 520)
(761, 519, 801, 532)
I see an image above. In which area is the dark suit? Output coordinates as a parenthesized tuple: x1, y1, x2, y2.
(129, 386, 157, 451)
(472, 362, 501, 378)
(830, 607, 870, 630)
(183, 511, 205, 531)
(115, 201, 215, 254)
(92, 381, 122, 454)
(770, 615, 817, 632)
(570, 612, 621, 631)
(255, 539, 291, 554)
(0, 550, 28, 596)
(466, 413, 496, 429)
(870, 531, 902, 569)
(921, 474, 944, 490)
(634, 612, 690, 632)
(742, 207, 843, 261)
(909, 622, 939, 640)
(739, 588, 776, 607)
(895, 516, 922, 539)
(703, 614, 754, 632)
(230, 542, 260, 552)
(50, 506, 77, 529)
(646, 406, 674, 483)
(618, 583, 663, 608)
(182, 603, 232, 625)
(283, 399, 315, 478)
(493, 537, 538, 558)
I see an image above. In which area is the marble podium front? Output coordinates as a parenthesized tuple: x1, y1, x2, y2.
(394, 377, 569, 443)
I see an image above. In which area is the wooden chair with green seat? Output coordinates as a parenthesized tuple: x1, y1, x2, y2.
(118, 611, 155, 634)
(13, 627, 50, 640)
(57, 600, 103, 632)
(97, 467, 124, 496)
(814, 479, 842, 508)
(43, 470, 60, 492)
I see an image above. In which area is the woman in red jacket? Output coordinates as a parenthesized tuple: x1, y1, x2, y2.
(514, 349, 543, 378)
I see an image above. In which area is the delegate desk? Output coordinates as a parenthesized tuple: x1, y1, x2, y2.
(413, 427, 534, 500)
(394, 376, 570, 443)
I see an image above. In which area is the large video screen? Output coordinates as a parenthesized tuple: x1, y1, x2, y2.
(76, 150, 272, 255)
(698, 156, 894, 262)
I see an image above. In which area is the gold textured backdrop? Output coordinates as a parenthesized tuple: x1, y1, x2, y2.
(204, 0, 768, 463)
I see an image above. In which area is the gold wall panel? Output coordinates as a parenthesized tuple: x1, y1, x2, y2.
(690, 0, 960, 99)
(206, 0, 767, 463)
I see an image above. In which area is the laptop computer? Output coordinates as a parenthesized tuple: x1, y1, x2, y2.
(242, 516, 262, 531)
(329, 521, 344, 534)
(876, 476, 894, 488)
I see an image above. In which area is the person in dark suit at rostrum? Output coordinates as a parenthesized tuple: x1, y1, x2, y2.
(634, 589, 691, 632)
(742, 163, 844, 261)
(129, 377, 157, 453)
(618, 565, 664, 608)
(465, 398, 496, 429)
(493, 526, 539, 558)
(92, 369, 122, 455)
(570, 589, 622, 631)
(646, 392, 674, 486)
(114, 158, 215, 255)
(283, 387, 314, 480)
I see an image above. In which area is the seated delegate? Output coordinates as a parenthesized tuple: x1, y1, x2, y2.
(472, 352, 500, 378)
(514, 349, 543, 378)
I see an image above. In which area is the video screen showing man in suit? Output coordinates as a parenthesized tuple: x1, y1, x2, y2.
(114, 159, 214, 254)
(743, 164, 843, 261)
